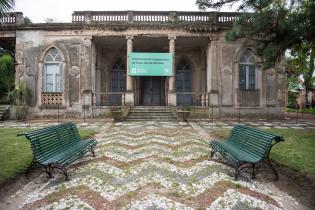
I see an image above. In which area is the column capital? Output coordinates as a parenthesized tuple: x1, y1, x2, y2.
(126, 35, 134, 40)
(168, 35, 176, 41)
(209, 36, 219, 45)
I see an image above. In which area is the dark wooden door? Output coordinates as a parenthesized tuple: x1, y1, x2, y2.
(142, 77, 162, 106)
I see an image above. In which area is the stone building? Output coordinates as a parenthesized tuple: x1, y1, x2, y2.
(0, 11, 286, 118)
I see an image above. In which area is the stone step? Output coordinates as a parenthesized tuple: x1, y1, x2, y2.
(0, 108, 9, 121)
(130, 109, 171, 112)
(128, 112, 173, 116)
(129, 110, 172, 113)
(126, 106, 177, 122)
(127, 115, 176, 119)
(126, 119, 177, 122)
(132, 106, 168, 108)
(125, 118, 177, 122)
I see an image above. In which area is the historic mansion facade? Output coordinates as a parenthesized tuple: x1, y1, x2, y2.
(0, 11, 286, 118)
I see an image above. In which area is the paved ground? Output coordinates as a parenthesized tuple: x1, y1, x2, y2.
(0, 120, 309, 210)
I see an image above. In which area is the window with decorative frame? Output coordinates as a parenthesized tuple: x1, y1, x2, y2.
(109, 58, 126, 105)
(176, 59, 193, 106)
(41, 48, 63, 107)
(43, 48, 62, 92)
(239, 50, 258, 90)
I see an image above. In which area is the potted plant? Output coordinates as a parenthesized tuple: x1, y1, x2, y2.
(110, 106, 124, 121)
(177, 106, 191, 122)
(9, 81, 32, 121)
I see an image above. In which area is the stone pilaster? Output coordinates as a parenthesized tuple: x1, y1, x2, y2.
(125, 35, 134, 106)
(206, 37, 219, 106)
(168, 35, 176, 106)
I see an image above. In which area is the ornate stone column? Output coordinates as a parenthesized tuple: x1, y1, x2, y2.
(125, 35, 134, 105)
(206, 37, 219, 106)
(168, 35, 176, 106)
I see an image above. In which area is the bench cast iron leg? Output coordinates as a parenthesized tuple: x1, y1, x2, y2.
(91, 148, 95, 157)
(54, 166, 69, 181)
(234, 166, 240, 181)
(25, 157, 36, 176)
(59, 167, 69, 181)
(45, 165, 53, 179)
(210, 149, 215, 158)
(251, 164, 256, 179)
(267, 157, 279, 181)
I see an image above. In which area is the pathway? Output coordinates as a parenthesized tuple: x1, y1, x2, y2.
(1, 121, 307, 210)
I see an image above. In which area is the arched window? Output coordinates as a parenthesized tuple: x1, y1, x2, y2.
(239, 49, 257, 90)
(43, 48, 62, 92)
(176, 59, 193, 105)
(110, 58, 126, 105)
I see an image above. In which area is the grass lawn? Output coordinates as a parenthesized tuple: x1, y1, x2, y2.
(0, 127, 96, 184)
(211, 128, 315, 182)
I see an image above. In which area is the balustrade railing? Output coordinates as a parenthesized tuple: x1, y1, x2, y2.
(0, 11, 246, 26)
(133, 11, 169, 22)
(72, 11, 244, 26)
(177, 92, 208, 106)
(92, 92, 125, 106)
(0, 12, 24, 25)
(176, 12, 210, 22)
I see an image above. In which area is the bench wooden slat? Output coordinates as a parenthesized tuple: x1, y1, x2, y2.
(209, 125, 284, 181)
(20, 122, 97, 180)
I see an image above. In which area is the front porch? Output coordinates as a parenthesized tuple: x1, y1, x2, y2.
(91, 35, 209, 107)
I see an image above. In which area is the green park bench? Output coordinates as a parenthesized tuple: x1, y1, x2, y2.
(209, 125, 284, 181)
(18, 122, 97, 181)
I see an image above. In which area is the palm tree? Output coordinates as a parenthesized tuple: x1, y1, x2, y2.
(0, 0, 14, 17)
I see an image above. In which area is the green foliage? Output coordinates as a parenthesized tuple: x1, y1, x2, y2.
(23, 16, 32, 24)
(182, 106, 192, 111)
(212, 127, 315, 183)
(285, 107, 315, 115)
(0, 128, 95, 183)
(110, 106, 123, 111)
(0, 53, 14, 103)
(196, 0, 315, 69)
(0, 0, 14, 17)
(288, 42, 315, 96)
(10, 81, 32, 106)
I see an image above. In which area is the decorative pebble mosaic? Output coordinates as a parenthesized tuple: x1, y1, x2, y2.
(5, 121, 302, 210)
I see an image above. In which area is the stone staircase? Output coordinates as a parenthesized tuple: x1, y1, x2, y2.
(0, 105, 9, 121)
(125, 106, 177, 121)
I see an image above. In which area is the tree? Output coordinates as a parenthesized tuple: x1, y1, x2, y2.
(44, 18, 61, 23)
(287, 42, 315, 106)
(0, 53, 14, 103)
(0, 0, 14, 17)
(24, 16, 32, 24)
(196, 0, 315, 69)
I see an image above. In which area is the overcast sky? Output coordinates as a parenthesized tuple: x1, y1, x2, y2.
(15, 0, 220, 23)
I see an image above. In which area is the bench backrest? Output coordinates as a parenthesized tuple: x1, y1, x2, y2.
(24, 122, 81, 162)
(227, 125, 283, 158)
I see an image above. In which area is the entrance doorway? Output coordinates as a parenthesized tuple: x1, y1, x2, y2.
(140, 77, 164, 106)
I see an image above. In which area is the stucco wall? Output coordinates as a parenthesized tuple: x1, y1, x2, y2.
(14, 27, 286, 118)
(15, 30, 93, 117)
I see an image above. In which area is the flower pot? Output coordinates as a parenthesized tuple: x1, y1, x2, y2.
(110, 110, 124, 121)
(177, 110, 191, 122)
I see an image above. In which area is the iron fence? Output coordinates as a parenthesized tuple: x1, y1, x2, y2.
(92, 92, 125, 106)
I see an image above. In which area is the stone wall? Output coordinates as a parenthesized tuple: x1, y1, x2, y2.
(13, 27, 286, 118)
(15, 30, 93, 117)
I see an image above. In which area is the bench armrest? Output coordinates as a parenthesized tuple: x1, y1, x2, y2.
(17, 133, 26, 137)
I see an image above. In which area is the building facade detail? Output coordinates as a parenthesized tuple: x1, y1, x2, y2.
(0, 11, 286, 117)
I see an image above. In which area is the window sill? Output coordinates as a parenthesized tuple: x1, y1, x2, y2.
(39, 104, 66, 109)
(239, 89, 260, 91)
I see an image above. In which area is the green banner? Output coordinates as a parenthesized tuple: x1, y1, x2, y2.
(129, 52, 173, 76)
